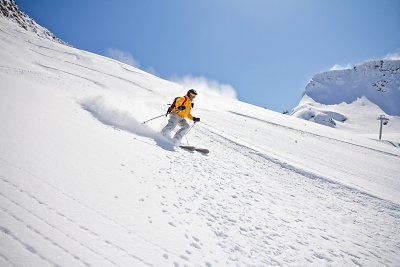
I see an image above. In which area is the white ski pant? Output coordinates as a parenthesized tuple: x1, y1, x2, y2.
(161, 113, 190, 142)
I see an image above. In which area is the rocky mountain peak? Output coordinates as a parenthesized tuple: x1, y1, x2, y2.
(0, 0, 67, 45)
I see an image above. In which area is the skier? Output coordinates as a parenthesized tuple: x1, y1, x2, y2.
(161, 89, 200, 144)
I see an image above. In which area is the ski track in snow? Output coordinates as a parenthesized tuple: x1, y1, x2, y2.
(31, 42, 146, 76)
(201, 119, 400, 205)
(0, 176, 150, 266)
(230, 111, 400, 158)
(36, 63, 107, 89)
(0, 157, 184, 267)
(29, 44, 153, 92)
(64, 61, 153, 92)
(0, 179, 120, 266)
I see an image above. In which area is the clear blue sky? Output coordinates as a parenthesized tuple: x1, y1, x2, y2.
(18, 0, 400, 112)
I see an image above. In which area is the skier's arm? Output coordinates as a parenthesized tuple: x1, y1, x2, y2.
(175, 97, 186, 110)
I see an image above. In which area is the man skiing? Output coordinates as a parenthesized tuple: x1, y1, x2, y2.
(161, 89, 200, 144)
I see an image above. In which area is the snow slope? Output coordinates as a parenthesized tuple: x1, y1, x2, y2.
(1, 11, 400, 267)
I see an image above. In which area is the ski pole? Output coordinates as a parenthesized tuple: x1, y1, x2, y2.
(142, 114, 165, 124)
(184, 122, 196, 137)
(183, 122, 196, 145)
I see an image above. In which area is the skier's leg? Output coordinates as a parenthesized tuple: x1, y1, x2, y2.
(173, 119, 190, 143)
(161, 113, 179, 137)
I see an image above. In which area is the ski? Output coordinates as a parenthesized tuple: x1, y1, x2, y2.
(179, 145, 209, 155)
(194, 147, 209, 154)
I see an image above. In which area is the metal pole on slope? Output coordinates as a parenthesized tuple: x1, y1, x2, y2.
(377, 115, 389, 140)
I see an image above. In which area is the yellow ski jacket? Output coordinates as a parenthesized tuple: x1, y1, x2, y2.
(170, 95, 194, 121)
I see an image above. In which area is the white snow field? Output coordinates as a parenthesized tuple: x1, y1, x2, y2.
(1, 14, 400, 267)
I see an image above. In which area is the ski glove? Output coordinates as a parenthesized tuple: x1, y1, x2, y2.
(193, 117, 200, 123)
(177, 105, 186, 111)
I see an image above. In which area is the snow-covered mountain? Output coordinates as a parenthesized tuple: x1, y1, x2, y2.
(1, 4, 400, 267)
(292, 59, 400, 136)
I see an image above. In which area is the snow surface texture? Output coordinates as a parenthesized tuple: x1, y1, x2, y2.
(1, 8, 400, 267)
(292, 59, 400, 137)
